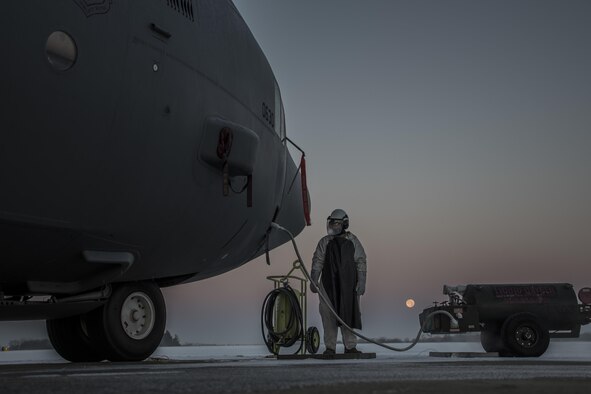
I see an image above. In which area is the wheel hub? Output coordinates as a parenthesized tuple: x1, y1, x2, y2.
(515, 326, 537, 348)
(120, 292, 156, 340)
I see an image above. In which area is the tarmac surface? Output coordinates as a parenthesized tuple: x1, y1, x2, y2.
(1, 357, 590, 393)
(1, 343, 590, 393)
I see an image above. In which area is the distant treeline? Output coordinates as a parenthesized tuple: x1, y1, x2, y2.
(159, 330, 182, 347)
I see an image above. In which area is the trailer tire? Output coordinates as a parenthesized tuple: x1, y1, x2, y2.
(501, 313, 549, 357)
(480, 322, 504, 353)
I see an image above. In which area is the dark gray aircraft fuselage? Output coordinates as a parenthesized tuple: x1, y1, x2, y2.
(1, 1, 308, 298)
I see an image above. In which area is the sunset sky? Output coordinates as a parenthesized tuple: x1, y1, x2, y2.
(1, 0, 590, 346)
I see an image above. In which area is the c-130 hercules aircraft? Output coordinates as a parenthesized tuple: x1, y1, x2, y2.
(0, 0, 310, 361)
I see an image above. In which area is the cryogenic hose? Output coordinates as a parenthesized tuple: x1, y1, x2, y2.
(270, 222, 458, 352)
(261, 284, 304, 354)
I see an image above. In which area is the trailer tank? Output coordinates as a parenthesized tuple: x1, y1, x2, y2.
(420, 283, 591, 357)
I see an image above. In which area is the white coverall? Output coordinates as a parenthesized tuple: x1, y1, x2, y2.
(311, 232, 367, 351)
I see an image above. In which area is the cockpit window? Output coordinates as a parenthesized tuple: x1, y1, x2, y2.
(46, 31, 77, 71)
(280, 102, 286, 138)
(274, 82, 286, 138)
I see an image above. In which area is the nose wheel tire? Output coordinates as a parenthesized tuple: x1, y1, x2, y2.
(87, 282, 166, 361)
(46, 314, 105, 362)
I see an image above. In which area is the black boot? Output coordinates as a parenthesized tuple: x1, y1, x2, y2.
(344, 347, 362, 354)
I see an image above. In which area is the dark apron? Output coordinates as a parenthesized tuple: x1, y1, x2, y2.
(321, 236, 362, 329)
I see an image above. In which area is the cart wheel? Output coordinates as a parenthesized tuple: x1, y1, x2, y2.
(305, 327, 320, 354)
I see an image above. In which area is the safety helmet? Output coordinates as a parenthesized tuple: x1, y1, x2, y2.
(326, 209, 349, 236)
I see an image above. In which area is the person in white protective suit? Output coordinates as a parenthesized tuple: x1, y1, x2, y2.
(310, 209, 367, 355)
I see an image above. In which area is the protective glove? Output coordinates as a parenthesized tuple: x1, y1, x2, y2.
(310, 269, 321, 294)
(356, 270, 367, 295)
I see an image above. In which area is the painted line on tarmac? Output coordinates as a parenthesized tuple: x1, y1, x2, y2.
(24, 370, 182, 378)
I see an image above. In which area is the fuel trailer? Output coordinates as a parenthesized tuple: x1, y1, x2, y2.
(420, 283, 591, 357)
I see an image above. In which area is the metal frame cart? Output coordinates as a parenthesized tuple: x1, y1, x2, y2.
(261, 260, 320, 356)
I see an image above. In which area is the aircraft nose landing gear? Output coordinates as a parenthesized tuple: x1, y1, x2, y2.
(87, 282, 166, 362)
(47, 282, 166, 362)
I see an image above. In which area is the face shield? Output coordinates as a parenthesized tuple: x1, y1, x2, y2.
(326, 219, 344, 236)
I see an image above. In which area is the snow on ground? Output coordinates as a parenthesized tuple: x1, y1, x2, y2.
(1, 341, 590, 365)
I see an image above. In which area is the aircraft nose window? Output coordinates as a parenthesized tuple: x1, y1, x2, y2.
(45, 31, 77, 71)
